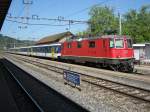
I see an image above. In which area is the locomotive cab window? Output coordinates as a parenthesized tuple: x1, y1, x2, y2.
(109, 39, 114, 48)
(77, 41, 82, 48)
(127, 39, 132, 48)
(89, 41, 95, 48)
(67, 43, 72, 48)
(115, 39, 124, 48)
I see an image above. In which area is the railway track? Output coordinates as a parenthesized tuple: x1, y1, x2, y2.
(5, 54, 150, 104)
(1, 58, 88, 112)
(0, 60, 42, 112)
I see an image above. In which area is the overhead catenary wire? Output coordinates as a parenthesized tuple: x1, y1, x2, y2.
(6, 15, 89, 23)
(4, 0, 113, 40)
(4, 0, 27, 39)
(65, 0, 113, 18)
(6, 19, 86, 26)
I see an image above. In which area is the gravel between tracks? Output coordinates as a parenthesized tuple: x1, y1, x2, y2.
(5, 55, 150, 112)
(7, 53, 150, 91)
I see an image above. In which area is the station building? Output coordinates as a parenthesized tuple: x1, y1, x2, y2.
(36, 31, 73, 45)
(133, 43, 150, 64)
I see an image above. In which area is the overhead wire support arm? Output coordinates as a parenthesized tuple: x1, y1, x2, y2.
(23, 0, 33, 4)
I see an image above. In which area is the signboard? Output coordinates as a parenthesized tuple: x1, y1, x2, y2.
(63, 70, 80, 86)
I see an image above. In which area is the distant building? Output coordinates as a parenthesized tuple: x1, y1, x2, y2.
(133, 43, 150, 61)
(36, 31, 73, 45)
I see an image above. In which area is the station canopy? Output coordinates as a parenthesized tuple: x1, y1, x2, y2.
(0, 0, 12, 30)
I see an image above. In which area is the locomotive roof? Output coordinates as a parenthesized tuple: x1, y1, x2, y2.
(66, 35, 131, 42)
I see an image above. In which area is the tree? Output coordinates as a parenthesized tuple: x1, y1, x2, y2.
(88, 6, 119, 35)
(123, 5, 150, 43)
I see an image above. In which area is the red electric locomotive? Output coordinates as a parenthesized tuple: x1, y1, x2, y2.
(61, 35, 134, 72)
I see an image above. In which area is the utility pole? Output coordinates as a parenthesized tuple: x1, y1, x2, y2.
(119, 13, 122, 35)
(18, 0, 33, 29)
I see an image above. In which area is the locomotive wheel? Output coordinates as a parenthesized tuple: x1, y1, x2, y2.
(128, 62, 134, 73)
(110, 65, 118, 71)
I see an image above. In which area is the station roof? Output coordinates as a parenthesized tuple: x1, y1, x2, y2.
(133, 43, 150, 47)
(0, 0, 12, 30)
(36, 31, 73, 45)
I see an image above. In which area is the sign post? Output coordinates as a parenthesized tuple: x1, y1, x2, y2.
(63, 70, 81, 91)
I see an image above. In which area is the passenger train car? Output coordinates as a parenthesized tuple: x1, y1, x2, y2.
(8, 35, 134, 72)
(10, 43, 61, 59)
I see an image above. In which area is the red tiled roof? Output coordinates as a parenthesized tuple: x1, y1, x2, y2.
(36, 31, 73, 45)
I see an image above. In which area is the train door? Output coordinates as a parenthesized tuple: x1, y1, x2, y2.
(51, 47, 55, 58)
(88, 41, 96, 56)
(102, 39, 107, 57)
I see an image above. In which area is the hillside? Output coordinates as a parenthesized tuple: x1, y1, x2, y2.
(0, 34, 35, 50)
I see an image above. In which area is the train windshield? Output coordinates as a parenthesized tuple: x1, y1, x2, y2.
(115, 39, 124, 48)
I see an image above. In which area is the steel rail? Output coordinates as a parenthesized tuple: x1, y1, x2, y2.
(6, 55, 150, 103)
(2, 62, 44, 112)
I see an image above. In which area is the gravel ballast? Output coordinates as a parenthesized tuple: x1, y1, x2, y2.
(5, 56, 150, 112)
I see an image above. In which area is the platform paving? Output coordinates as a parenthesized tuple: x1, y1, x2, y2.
(0, 60, 19, 112)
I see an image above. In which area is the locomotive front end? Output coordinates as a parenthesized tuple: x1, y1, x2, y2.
(109, 36, 134, 72)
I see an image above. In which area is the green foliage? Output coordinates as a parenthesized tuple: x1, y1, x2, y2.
(77, 5, 150, 43)
(123, 5, 150, 43)
(0, 34, 35, 50)
(88, 6, 119, 35)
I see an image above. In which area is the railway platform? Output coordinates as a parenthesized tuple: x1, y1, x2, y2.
(0, 59, 19, 112)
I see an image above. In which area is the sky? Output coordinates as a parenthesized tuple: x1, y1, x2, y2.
(1, 0, 150, 41)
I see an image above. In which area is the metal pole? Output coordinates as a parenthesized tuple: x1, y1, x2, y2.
(119, 13, 122, 35)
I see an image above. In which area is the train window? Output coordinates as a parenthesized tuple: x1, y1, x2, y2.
(37, 47, 40, 52)
(42, 47, 45, 53)
(67, 43, 72, 48)
(77, 42, 82, 48)
(115, 39, 124, 48)
(89, 41, 95, 48)
(35, 47, 38, 52)
(127, 39, 132, 48)
(55, 46, 61, 53)
(54, 46, 57, 53)
(47, 46, 51, 53)
(109, 39, 114, 48)
(44, 46, 48, 53)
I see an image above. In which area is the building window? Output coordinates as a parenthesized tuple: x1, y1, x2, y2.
(67, 43, 72, 48)
(77, 42, 82, 48)
(89, 41, 95, 48)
